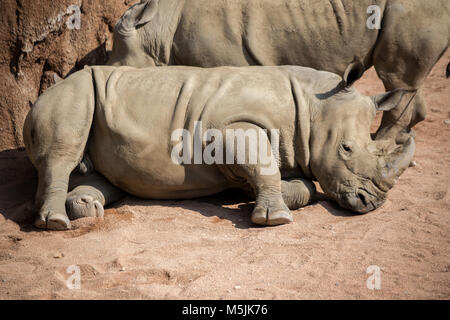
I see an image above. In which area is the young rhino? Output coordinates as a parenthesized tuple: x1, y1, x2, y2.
(23, 65, 415, 230)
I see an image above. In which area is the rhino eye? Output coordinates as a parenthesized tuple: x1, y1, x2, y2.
(342, 143, 352, 153)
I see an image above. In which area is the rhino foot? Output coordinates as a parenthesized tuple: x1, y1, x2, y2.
(251, 196, 292, 226)
(35, 210, 72, 231)
(66, 195, 104, 220)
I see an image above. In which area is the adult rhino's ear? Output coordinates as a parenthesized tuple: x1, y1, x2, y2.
(119, 0, 158, 33)
(372, 89, 416, 111)
(343, 59, 365, 88)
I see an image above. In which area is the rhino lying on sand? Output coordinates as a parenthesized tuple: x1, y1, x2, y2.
(24, 65, 415, 230)
(108, 0, 449, 142)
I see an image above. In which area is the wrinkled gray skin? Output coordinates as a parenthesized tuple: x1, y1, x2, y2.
(108, 0, 449, 142)
(23, 65, 415, 230)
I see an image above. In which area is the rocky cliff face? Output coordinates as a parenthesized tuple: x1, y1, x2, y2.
(0, 0, 134, 151)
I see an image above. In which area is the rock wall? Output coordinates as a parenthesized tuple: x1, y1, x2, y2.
(0, 0, 134, 151)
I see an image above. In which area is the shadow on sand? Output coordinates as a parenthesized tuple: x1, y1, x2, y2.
(0, 148, 38, 231)
(0, 154, 360, 233)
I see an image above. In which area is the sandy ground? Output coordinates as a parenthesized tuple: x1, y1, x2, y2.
(0, 53, 448, 300)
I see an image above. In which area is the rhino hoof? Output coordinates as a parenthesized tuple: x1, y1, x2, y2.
(66, 195, 104, 220)
(34, 211, 72, 230)
(251, 205, 293, 226)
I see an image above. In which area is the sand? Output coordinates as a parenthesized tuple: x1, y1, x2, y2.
(0, 52, 448, 300)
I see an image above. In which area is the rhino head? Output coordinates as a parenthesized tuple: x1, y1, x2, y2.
(302, 73, 415, 213)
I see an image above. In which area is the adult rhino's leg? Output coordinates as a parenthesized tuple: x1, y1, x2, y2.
(372, 2, 448, 140)
(218, 123, 291, 226)
(66, 172, 125, 220)
(373, 82, 426, 143)
(281, 178, 316, 210)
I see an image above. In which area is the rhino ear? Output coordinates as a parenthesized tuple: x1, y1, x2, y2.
(119, 0, 158, 33)
(372, 89, 416, 111)
(343, 59, 365, 88)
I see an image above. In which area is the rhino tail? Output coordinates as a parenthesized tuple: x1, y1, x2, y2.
(78, 153, 94, 176)
(446, 62, 449, 79)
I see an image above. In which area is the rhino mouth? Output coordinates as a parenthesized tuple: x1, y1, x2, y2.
(338, 189, 386, 213)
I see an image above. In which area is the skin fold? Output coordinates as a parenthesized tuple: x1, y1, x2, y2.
(23, 65, 415, 230)
(107, 0, 449, 141)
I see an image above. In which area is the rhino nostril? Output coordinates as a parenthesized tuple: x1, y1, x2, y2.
(358, 192, 367, 207)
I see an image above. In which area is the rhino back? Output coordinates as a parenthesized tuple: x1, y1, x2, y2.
(171, 0, 387, 73)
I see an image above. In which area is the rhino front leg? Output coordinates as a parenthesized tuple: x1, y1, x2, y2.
(281, 178, 316, 210)
(252, 183, 292, 226)
(219, 123, 291, 226)
(66, 172, 125, 220)
(372, 5, 448, 137)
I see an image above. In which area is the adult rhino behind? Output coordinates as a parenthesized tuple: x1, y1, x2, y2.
(107, 0, 449, 142)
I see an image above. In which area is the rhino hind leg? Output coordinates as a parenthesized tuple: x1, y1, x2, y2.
(22, 68, 96, 230)
(66, 172, 125, 220)
(27, 122, 93, 230)
(33, 161, 77, 230)
(281, 178, 316, 210)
